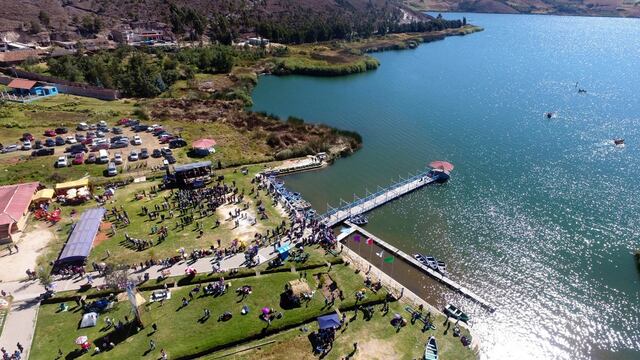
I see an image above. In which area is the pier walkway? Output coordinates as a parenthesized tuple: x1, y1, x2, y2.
(321, 171, 436, 226)
(338, 223, 496, 312)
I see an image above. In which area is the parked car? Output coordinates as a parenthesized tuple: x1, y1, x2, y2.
(75, 134, 86, 142)
(33, 140, 43, 149)
(22, 140, 32, 150)
(106, 162, 117, 176)
(127, 119, 140, 128)
(65, 136, 77, 144)
(72, 153, 85, 165)
(55, 136, 66, 146)
(132, 135, 142, 145)
(66, 144, 88, 154)
(110, 135, 125, 143)
(22, 133, 34, 141)
(112, 127, 123, 134)
(77, 122, 89, 131)
(97, 126, 109, 134)
(91, 143, 110, 152)
(128, 150, 139, 161)
(31, 148, 54, 157)
(159, 134, 175, 144)
(161, 148, 173, 157)
(139, 148, 149, 159)
(110, 141, 128, 149)
(151, 149, 162, 158)
(44, 129, 57, 137)
(134, 124, 149, 132)
(45, 138, 55, 147)
(114, 153, 123, 165)
(85, 153, 97, 164)
(152, 127, 165, 135)
(1, 145, 19, 153)
(117, 118, 130, 126)
(89, 124, 97, 130)
(147, 124, 161, 132)
(96, 131, 106, 138)
(98, 120, 108, 127)
(169, 138, 187, 149)
(55, 156, 68, 168)
(55, 127, 68, 134)
(165, 155, 177, 164)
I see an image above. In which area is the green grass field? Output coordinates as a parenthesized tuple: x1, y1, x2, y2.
(30, 264, 388, 360)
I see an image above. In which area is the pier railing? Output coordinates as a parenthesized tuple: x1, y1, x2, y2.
(319, 170, 434, 225)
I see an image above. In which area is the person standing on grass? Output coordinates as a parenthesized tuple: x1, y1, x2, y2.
(161, 349, 168, 360)
(149, 339, 156, 351)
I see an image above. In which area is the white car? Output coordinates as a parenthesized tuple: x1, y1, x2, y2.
(98, 120, 108, 127)
(132, 135, 142, 145)
(22, 140, 32, 150)
(56, 156, 68, 168)
(147, 124, 160, 132)
(92, 138, 108, 146)
(77, 122, 89, 131)
(65, 136, 77, 144)
(114, 153, 123, 165)
(129, 150, 139, 161)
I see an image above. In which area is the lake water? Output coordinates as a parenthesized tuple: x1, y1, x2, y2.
(251, 13, 640, 360)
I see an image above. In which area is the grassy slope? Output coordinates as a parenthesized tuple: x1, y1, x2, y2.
(30, 264, 387, 360)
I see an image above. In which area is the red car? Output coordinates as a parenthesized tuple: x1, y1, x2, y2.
(117, 118, 131, 126)
(72, 153, 84, 165)
(22, 133, 34, 141)
(159, 135, 175, 144)
(44, 129, 57, 137)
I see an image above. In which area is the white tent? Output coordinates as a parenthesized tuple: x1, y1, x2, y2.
(80, 312, 98, 328)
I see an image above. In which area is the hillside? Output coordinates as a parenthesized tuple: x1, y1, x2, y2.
(405, 0, 640, 17)
(0, 0, 428, 41)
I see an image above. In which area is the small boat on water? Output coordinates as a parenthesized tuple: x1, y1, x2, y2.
(436, 260, 448, 275)
(544, 111, 556, 119)
(444, 304, 470, 322)
(424, 336, 438, 360)
(349, 214, 368, 225)
(414, 254, 438, 270)
(614, 138, 625, 146)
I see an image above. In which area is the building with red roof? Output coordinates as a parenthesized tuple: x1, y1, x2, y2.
(0, 182, 40, 243)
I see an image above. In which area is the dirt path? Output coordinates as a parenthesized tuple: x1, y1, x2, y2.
(0, 223, 54, 282)
(216, 203, 265, 245)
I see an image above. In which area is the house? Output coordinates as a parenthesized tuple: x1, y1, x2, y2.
(7, 78, 58, 97)
(0, 182, 40, 244)
(0, 49, 41, 65)
(112, 29, 168, 45)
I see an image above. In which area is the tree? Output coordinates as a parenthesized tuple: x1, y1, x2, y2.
(118, 52, 163, 97)
(38, 11, 50, 27)
(29, 20, 41, 34)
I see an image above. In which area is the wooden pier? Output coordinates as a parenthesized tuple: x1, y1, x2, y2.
(321, 171, 436, 226)
(339, 223, 496, 312)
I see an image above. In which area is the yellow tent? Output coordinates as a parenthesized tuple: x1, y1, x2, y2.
(55, 178, 90, 193)
(32, 189, 54, 203)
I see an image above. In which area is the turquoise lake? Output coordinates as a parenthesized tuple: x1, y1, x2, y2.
(252, 13, 640, 360)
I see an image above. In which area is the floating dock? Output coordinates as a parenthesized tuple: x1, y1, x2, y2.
(321, 171, 436, 226)
(338, 223, 496, 312)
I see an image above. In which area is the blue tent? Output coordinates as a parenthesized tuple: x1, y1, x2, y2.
(277, 244, 291, 259)
(57, 208, 106, 264)
(317, 314, 341, 330)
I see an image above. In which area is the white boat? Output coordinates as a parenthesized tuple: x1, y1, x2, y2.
(414, 254, 438, 270)
(424, 336, 438, 360)
(436, 260, 448, 276)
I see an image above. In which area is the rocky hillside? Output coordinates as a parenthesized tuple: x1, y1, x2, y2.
(0, 0, 427, 41)
(405, 0, 640, 17)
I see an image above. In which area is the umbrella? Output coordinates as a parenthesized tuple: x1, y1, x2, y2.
(262, 307, 271, 315)
(75, 335, 88, 345)
(429, 161, 454, 172)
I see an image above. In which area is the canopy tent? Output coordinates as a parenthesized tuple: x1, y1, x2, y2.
(192, 138, 217, 149)
(57, 208, 105, 264)
(32, 188, 54, 203)
(317, 313, 341, 330)
(428, 161, 454, 172)
(286, 279, 311, 296)
(277, 243, 291, 259)
(116, 290, 147, 306)
(173, 161, 212, 174)
(80, 312, 98, 328)
(55, 178, 90, 194)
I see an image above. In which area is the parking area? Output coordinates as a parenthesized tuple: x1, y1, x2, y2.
(0, 120, 187, 177)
